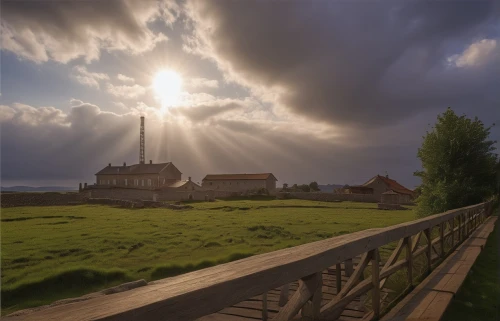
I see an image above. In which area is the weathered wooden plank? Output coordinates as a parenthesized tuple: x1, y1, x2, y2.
(405, 236, 413, 286)
(371, 249, 380, 319)
(262, 292, 268, 321)
(278, 284, 289, 307)
(320, 279, 373, 320)
(440, 223, 445, 258)
(272, 273, 321, 321)
(336, 263, 342, 294)
(300, 273, 322, 320)
(424, 228, 432, 274)
(344, 259, 354, 277)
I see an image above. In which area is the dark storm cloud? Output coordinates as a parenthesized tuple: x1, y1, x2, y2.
(184, 0, 500, 127)
(1, 0, 177, 63)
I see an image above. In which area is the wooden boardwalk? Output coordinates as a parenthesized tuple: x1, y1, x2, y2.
(199, 258, 394, 321)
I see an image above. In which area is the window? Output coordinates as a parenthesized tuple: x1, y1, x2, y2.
(135, 179, 138, 186)
(107, 180, 110, 185)
(210, 182, 213, 186)
(125, 179, 128, 186)
(142, 180, 145, 186)
(113, 179, 116, 185)
(148, 179, 151, 186)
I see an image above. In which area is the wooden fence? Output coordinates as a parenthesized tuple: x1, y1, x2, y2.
(9, 201, 494, 321)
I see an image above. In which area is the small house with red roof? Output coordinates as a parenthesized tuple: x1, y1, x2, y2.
(361, 174, 415, 203)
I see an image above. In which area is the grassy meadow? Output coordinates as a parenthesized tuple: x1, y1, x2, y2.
(1, 198, 417, 314)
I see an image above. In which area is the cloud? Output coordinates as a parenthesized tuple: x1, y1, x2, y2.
(448, 39, 499, 67)
(171, 102, 242, 122)
(116, 74, 135, 83)
(183, 1, 500, 128)
(106, 83, 147, 99)
(72, 65, 109, 88)
(1, 0, 177, 63)
(186, 77, 219, 90)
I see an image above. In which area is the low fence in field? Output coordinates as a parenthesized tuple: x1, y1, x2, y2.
(0, 192, 84, 207)
(277, 191, 379, 203)
(9, 201, 494, 321)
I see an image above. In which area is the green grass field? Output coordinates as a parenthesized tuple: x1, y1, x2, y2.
(1, 199, 417, 314)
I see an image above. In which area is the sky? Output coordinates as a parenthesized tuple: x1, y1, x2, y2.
(1, 0, 499, 189)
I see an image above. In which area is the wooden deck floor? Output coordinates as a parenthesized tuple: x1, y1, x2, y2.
(198, 258, 392, 321)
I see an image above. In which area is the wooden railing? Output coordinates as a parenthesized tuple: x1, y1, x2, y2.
(10, 201, 494, 321)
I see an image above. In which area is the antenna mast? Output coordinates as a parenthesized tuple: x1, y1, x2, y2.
(140, 116, 145, 164)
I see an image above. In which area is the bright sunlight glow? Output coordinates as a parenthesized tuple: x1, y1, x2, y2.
(153, 70, 183, 112)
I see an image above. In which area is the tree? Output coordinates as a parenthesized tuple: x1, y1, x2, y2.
(309, 181, 320, 192)
(298, 184, 311, 192)
(414, 108, 498, 216)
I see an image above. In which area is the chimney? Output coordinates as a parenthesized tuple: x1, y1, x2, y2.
(188, 176, 191, 181)
(108, 163, 111, 167)
(150, 160, 152, 164)
(123, 162, 126, 166)
(79, 183, 82, 192)
(84, 182, 87, 189)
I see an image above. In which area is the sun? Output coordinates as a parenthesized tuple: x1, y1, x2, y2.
(153, 70, 183, 111)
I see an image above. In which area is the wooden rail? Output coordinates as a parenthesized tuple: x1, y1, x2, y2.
(6, 201, 494, 321)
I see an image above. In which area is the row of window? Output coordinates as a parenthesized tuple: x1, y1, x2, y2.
(208, 181, 253, 186)
(99, 179, 152, 187)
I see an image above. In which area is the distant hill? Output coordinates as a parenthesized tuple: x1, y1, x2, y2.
(1, 186, 77, 192)
(318, 184, 343, 193)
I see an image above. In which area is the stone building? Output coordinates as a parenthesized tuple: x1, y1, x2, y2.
(95, 161, 183, 189)
(201, 173, 278, 194)
(362, 175, 414, 203)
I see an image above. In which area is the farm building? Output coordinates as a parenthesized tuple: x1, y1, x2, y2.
(95, 161, 188, 190)
(362, 175, 415, 203)
(202, 173, 278, 194)
(342, 186, 374, 194)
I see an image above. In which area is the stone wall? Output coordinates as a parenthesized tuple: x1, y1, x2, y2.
(87, 188, 155, 201)
(86, 188, 238, 202)
(276, 192, 378, 203)
(0, 192, 85, 208)
(155, 190, 238, 201)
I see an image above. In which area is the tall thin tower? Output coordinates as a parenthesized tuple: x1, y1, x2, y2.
(139, 116, 145, 164)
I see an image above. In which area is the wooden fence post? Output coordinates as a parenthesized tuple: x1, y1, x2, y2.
(345, 259, 354, 277)
(279, 283, 289, 307)
(405, 236, 413, 286)
(301, 273, 323, 320)
(451, 218, 454, 249)
(371, 249, 380, 318)
(439, 223, 445, 258)
(336, 263, 342, 294)
(262, 292, 268, 321)
(424, 228, 432, 273)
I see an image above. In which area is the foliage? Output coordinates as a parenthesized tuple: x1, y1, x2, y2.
(309, 181, 320, 192)
(298, 184, 311, 192)
(1, 202, 416, 314)
(415, 108, 498, 216)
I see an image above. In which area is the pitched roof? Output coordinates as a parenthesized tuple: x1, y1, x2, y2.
(96, 162, 172, 175)
(363, 175, 414, 196)
(202, 173, 277, 181)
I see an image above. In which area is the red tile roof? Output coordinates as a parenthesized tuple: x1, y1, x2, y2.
(363, 175, 415, 196)
(202, 173, 277, 181)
